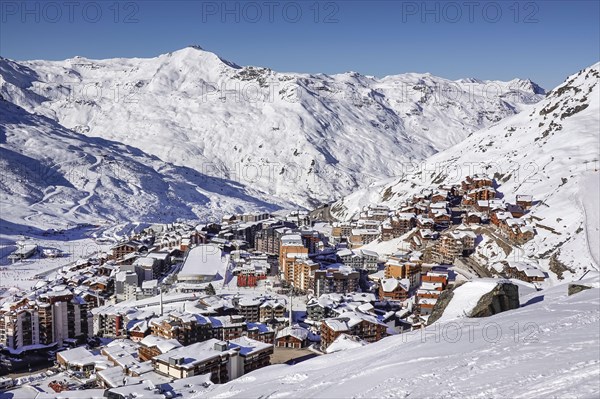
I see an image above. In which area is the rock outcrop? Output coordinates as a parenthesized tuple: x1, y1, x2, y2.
(568, 283, 592, 296)
(469, 282, 520, 317)
(428, 280, 520, 325)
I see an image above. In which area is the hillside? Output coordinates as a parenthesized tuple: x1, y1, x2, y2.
(0, 46, 544, 209)
(0, 98, 293, 230)
(197, 282, 600, 398)
(332, 63, 600, 280)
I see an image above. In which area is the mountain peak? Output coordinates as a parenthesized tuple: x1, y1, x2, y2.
(167, 46, 241, 69)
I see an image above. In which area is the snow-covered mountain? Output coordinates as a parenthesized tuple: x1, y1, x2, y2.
(0, 98, 293, 229)
(0, 46, 544, 209)
(196, 281, 600, 399)
(332, 63, 600, 280)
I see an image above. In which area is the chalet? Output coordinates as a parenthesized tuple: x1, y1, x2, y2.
(516, 195, 533, 210)
(416, 215, 435, 229)
(246, 322, 275, 343)
(507, 223, 535, 244)
(379, 278, 411, 301)
(275, 325, 309, 348)
(463, 212, 487, 225)
(111, 241, 147, 260)
(417, 228, 438, 242)
(320, 311, 387, 350)
(411, 193, 428, 204)
(138, 335, 183, 362)
(433, 230, 476, 264)
(464, 186, 496, 205)
(349, 229, 379, 247)
(259, 299, 287, 322)
(431, 190, 448, 203)
(152, 338, 273, 383)
(506, 262, 545, 283)
(475, 199, 505, 213)
(414, 202, 429, 215)
(430, 209, 452, 227)
(462, 175, 493, 190)
(128, 320, 150, 342)
(491, 211, 513, 228)
(506, 203, 526, 218)
(382, 213, 416, 240)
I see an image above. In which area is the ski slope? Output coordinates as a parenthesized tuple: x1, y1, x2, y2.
(198, 282, 600, 399)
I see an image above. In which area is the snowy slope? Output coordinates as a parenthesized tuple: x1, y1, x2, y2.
(0, 46, 544, 208)
(0, 98, 293, 229)
(197, 283, 600, 399)
(333, 63, 600, 280)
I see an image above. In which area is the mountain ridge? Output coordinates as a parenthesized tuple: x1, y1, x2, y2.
(332, 62, 600, 280)
(0, 47, 546, 211)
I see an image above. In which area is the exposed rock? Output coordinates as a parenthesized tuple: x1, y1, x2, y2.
(568, 284, 592, 296)
(427, 282, 462, 325)
(470, 282, 520, 317)
(549, 250, 574, 279)
(428, 280, 520, 325)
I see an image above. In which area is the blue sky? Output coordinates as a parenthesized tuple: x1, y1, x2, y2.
(1, 0, 598, 89)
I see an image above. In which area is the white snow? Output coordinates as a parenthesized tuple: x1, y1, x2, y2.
(0, 47, 544, 217)
(333, 62, 600, 282)
(437, 279, 501, 322)
(195, 283, 600, 398)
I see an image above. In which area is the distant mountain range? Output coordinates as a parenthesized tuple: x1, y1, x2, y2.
(0, 46, 545, 226)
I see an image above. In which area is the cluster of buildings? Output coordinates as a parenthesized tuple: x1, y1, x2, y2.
(0, 223, 207, 353)
(0, 286, 90, 351)
(0, 188, 546, 394)
(91, 294, 289, 345)
(331, 175, 538, 267)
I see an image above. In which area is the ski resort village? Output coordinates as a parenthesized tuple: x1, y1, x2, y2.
(0, 168, 564, 397)
(0, 11, 598, 394)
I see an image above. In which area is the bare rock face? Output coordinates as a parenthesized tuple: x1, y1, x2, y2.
(427, 287, 457, 325)
(428, 281, 520, 325)
(568, 284, 592, 296)
(470, 283, 520, 318)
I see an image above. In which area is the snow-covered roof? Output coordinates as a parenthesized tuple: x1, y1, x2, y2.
(337, 248, 353, 257)
(140, 335, 182, 353)
(276, 325, 309, 341)
(381, 278, 410, 293)
(57, 347, 106, 367)
(179, 244, 225, 280)
(141, 279, 158, 289)
(281, 235, 303, 246)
